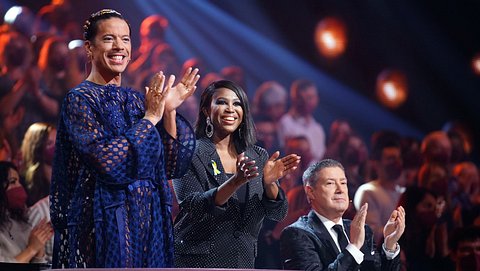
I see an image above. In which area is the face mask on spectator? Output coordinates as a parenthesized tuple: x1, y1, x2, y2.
(6, 186, 27, 210)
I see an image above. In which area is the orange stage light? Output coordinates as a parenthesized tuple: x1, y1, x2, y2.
(314, 17, 347, 58)
(376, 69, 408, 109)
(471, 53, 480, 75)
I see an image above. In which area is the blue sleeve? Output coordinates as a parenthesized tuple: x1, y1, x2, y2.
(158, 113, 196, 180)
(62, 91, 161, 186)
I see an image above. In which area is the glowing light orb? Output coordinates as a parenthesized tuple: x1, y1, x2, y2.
(314, 17, 347, 58)
(376, 69, 408, 109)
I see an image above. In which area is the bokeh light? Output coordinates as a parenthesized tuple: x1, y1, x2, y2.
(314, 17, 347, 58)
(376, 69, 408, 109)
(471, 53, 480, 75)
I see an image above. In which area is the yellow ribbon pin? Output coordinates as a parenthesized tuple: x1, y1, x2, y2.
(211, 160, 221, 176)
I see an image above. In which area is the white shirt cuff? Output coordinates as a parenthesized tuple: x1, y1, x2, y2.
(382, 242, 400, 259)
(346, 243, 364, 264)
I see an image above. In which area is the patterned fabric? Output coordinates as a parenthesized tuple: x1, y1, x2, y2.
(50, 81, 195, 268)
(173, 138, 288, 268)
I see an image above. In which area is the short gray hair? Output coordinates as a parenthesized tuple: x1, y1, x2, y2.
(302, 159, 345, 187)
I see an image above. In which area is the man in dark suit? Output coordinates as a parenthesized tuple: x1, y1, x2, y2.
(280, 159, 405, 270)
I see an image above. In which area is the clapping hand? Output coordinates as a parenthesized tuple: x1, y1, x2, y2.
(350, 202, 368, 249)
(28, 218, 53, 257)
(144, 72, 167, 125)
(234, 152, 259, 185)
(164, 67, 200, 112)
(383, 206, 406, 251)
(263, 151, 301, 185)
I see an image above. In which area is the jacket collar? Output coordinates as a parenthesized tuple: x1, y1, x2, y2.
(307, 210, 343, 257)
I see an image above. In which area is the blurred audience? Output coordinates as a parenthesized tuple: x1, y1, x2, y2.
(0, 161, 53, 263)
(421, 131, 453, 168)
(255, 116, 280, 155)
(452, 162, 480, 228)
(252, 80, 288, 123)
(354, 130, 405, 245)
(398, 186, 454, 271)
(324, 120, 352, 161)
(449, 226, 480, 271)
(128, 14, 169, 76)
(1, 6, 34, 38)
(278, 79, 326, 162)
(256, 136, 312, 270)
(0, 131, 12, 162)
(400, 136, 423, 187)
(20, 122, 56, 207)
(220, 65, 246, 91)
(0, 31, 32, 154)
(339, 133, 369, 203)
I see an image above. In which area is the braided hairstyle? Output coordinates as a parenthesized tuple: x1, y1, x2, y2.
(83, 9, 131, 42)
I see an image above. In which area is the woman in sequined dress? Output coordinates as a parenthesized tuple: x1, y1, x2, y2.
(50, 9, 199, 268)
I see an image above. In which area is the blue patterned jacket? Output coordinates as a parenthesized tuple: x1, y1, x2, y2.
(50, 81, 195, 268)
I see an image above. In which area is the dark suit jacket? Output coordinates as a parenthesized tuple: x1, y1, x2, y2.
(173, 137, 288, 268)
(280, 211, 401, 271)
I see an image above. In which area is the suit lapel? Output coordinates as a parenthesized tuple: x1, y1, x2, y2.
(196, 138, 229, 188)
(307, 211, 342, 257)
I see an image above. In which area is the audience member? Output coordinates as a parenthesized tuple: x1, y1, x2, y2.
(324, 120, 352, 161)
(20, 122, 56, 206)
(400, 136, 423, 187)
(452, 162, 480, 227)
(255, 116, 280, 155)
(278, 79, 326, 162)
(449, 226, 480, 271)
(0, 161, 53, 263)
(421, 131, 453, 168)
(339, 134, 369, 200)
(199, 72, 222, 92)
(133, 43, 181, 93)
(252, 80, 288, 124)
(354, 130, 404, 245)
(398, 186, 453, 271)
(220, 65, 246, 91)
(37, 36, 79, 121)
(0, 131, 12, 162)
(1, 6, 34, 38)
(418, 163, 450, 204)
(128, 14, 169, 76)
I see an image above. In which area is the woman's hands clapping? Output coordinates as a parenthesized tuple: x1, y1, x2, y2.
(263, 151, 301, 185)
(233, 152, 259, 185)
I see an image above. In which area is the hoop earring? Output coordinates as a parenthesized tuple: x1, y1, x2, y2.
(238, 127, 242, 140)
(205, 117, 214, 138)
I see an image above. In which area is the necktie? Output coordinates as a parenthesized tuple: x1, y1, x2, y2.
(332, 224, 349, 251)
